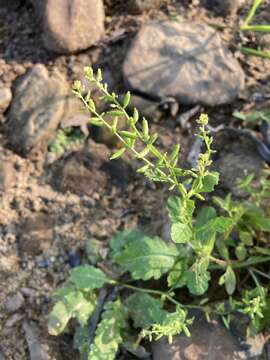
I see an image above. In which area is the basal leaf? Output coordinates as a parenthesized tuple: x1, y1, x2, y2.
(171, 223, 192, 244)
(186, 258, 210, 296)
(48, 300, 70, 336)
(70, 265, 110, 291)
(114, 235, 178, 280)
(89, 300, 128, 360)
(126, 293, 165, 328)
(48, 286, 96, 336)
(110, 229, 143, 256)
(200, 172, 219, 193)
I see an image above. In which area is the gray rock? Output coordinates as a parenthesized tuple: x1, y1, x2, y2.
(4, 292, 24, 313)
(152, 313, 265, 360)
(123, 21, 245, 106)
(201, 0, 243, 16)
(128, 0, 163, 14)
(33, 0, 105, 53)
(213, 137, 263, 197)
(8, 65, 68, 155)
(0, 88, 12, 115)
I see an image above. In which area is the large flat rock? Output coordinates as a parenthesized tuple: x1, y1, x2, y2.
(123, 21, 245, 106)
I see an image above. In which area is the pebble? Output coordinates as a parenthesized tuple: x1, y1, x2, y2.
(4, 292, 24, 313)
(68, 250, 81, 267)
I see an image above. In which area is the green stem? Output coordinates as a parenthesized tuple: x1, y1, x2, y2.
(250, 267, 270, 280)
(241, 0, 264, 27)
(209, 256, 270, 270)
(240, 47, 270, 59)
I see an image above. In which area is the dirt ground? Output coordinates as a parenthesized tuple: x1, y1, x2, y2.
(0, 1, 270, 359)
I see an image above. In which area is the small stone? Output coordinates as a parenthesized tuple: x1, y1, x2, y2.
(0, 160, 16, 192)
(128, 0, 163, 14)
(4, 292, 24, 313)
(68, 250, 81, 268)
(0, 88, 12, 114)
(123, 21, 245, 106)
(5, 313, 24, 328)
(33, 0, 105, 54)
(8, 64, 68, 155)
(18, 213, 54, 256)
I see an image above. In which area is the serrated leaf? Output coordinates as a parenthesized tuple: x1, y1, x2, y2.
(126, 293, 165, 328)
(110, 147, 126, 160)
(114, 235, 178, 280)
(186, 258, 210, 296)
(89, 300, 127, 360)
(70, 265, 110, 290)
(171, 223, 192, 244)
(48, 287, 96, 336)
(200, 172, 219, 193)
(219, 266, 236, 295)
(110, 229, 143, 256)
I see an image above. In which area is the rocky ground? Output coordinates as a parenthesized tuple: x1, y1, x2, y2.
(0, 0, 270, 359)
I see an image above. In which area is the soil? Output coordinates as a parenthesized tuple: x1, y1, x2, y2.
(0, 1, 270, 359)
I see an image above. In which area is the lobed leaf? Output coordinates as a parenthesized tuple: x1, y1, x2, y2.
(70, 265, 110, 291)
(114, 235, 178, 280)
(89, 300, 128, 360)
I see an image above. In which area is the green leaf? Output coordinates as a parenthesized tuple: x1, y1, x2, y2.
(200, 172, 219, 193)
(239, 231, 253, 245)
(114, 235, 178, 280)
(171, 223, 192, 244)
(90, 117, 103, 126)
(243, 206, 270, 231)
(106, 110, 124, 117)
(48, 286, 96, 336)
(119, 130, 137, 139)
(195, 207, 216, 229)
(123, 91, 131, 108)
(48, 300, 70, 336)
(70, 265, 110, 291)
(186, 258, 210, 296)
(235, 245, 247, 261)
(133, 108, 139, 123)
(126, 293, 165, 328)
(167, 196, 194, 224)
(167, 259, 188, 289)
(74, 325, 89, 358)
(110, 229, 143, 256)
(110, 147, 126, 160)
(142, 118, 149, 139)
(89, 300, 128, 360)
(219, 266, 236, 295)
(88, 99, 96, 112)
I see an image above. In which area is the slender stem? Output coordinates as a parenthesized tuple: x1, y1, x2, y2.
(115, 281, 203, 310)
(209, 256, 270, 270)
(240, 47, 270, 59)
(241, 0, 264, 27)
(250, 267, 270, 280)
